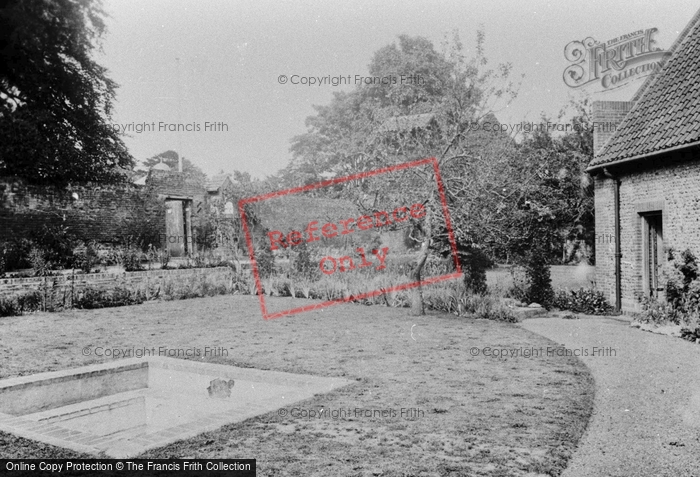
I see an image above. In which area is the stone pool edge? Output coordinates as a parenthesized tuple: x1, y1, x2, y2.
(0, 357, 354, 458)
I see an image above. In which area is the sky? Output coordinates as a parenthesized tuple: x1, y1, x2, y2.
(98, 0, 699, 179)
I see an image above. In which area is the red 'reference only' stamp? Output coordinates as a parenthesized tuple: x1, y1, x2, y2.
(238, 157, 462, 319)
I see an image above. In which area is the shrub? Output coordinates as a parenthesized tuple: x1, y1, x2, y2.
(680, 326, 700, 343)
(156, 272, 233, 301)
(314, 274, 348, 301)
(158, 249, 170, 269)
(73, 241, 100, 273)
(0, 296, 20, 317)
(422, 281, 518, 322)
(119, 247, 144, 272)
(118, 195, 167, 251)
(193, 219, 217, 251)
(638, 248, 700, 327)
(0, 252, 6, 276)
(552, 288, 614, 315)
(230, 269, 255, 294)
(384, 288, 411, 307)
(291, 242, 318, 280)
(423, 254, 454, 277)
(31, 224, 77, 269)
(28, 246, 53, 276)
(74, 286, 145, 309)
(664, 248, 700, 318)
(507, 266, 529, 302)
(36, 277, 69, 312)
(145, 244, 170, 270)
(16, 291, 42, 313)
(637, 297, 679, 325)
(458, 292, 518, 322)
(265, 276, 291, 297)
(253, 236, 275, 279)
(458, 247, 492, 295)
(423, 282, 461, 314)
(523, 245, 554, 309)
(0, 238, 33, 273)
(290, 277, 315, 299)
(98, 245, 124, 267)
(74, 287, 108, 309)
(679, 279, 700, 323)
(384, 253, 415, 276)
(175, 250, 229, 270)
(192, 251, 207, 268)
(111, 287, 145, 306)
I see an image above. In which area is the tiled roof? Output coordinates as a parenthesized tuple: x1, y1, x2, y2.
(380, 113, 436, 132)
(589, 8, 700, 170)
(206, 174, 232, 192)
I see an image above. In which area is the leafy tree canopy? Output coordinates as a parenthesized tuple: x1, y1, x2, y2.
(283, 32, 593, 267)
(286, 31, 522, 245)
(0, 0, 132, 185)
(507, 100, 595, 263)
(278, 32, 595, 312)
(143, 150, 207, 188)
(283, 31, 523, 314)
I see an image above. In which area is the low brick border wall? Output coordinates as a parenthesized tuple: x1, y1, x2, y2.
(0, 267, 234, 300)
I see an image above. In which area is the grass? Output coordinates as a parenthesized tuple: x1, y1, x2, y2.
(0, 294, 594, 476)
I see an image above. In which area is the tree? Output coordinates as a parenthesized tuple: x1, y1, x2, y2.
(507, 103, 595, 264)
(143, 150, 207, 188)
(287, 31, 524, 315)
(0, 0, 133, 185)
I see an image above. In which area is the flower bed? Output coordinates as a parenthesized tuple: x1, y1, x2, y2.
(0, 267, 235, 315)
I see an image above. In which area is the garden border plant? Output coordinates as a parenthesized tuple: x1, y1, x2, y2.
(0, 245, 519, 323)
(636, 247, 700, 343)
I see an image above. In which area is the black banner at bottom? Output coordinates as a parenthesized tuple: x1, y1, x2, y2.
(1, 459, 256, 476)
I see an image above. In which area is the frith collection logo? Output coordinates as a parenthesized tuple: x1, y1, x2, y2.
(563, 28, 670, 91)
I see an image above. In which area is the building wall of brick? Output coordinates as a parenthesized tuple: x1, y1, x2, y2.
(593, 148, 700, 312)
(592, 101, 635, 154)
(593, 175, 616, 304)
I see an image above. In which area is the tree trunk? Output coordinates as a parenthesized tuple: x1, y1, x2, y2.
(409, 238, 430, 315)
(409, 207, 432, 316)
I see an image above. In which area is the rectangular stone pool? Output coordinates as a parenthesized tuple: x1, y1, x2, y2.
(0, 357, 351, 458)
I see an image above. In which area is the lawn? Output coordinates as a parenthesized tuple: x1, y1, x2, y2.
(0, 294, 594, 476)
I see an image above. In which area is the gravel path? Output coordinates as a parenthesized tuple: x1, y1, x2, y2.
(521, 316, 700, 477)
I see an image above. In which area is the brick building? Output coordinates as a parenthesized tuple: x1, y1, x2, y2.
(206, 174, 237, 217)
(587, 8, 700, 312)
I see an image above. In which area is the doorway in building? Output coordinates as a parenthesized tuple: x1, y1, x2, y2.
(165, 199, 192, 257)
(642, 212, 663, 299)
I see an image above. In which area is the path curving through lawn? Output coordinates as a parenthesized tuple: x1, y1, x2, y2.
(521, 316, 700, 477)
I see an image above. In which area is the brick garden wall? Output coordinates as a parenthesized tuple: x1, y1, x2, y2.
(0, 170, 210, 248)
(593, 148, 700, 312)
(0, 267, 234, 301)
(0, 178, 163, 244)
